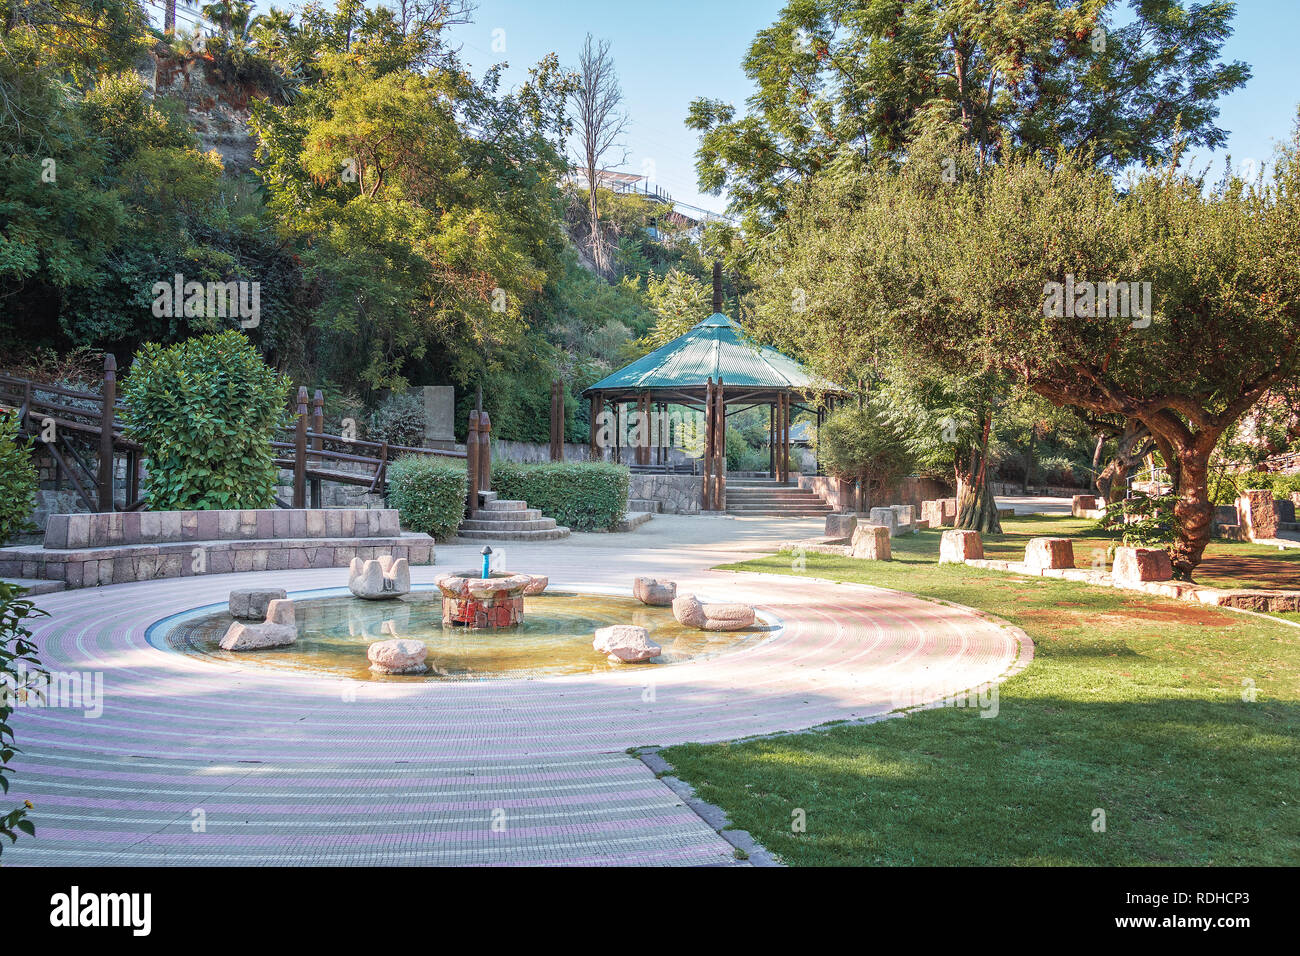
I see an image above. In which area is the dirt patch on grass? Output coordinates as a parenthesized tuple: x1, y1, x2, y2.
(1015, 599, 1230, 631)
(1102, 603, 1229, 626)
(1196, 553, 1300, 589)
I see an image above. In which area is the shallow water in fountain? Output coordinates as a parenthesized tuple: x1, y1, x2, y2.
(163, 590, 770, 681)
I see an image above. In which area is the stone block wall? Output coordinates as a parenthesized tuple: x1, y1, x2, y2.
(627, 474, 700, 514)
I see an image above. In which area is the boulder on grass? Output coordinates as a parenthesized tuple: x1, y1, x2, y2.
(1071, 494, 1103, 518)
(868, 507, 898, 535)
(349, 555, 410, 599)
(1112, 547, 1173, 584)
(633, 576, 677, 606)
(939, 529, 983, 564)
(1237, 489, 1280, 541)
(1024, 537, 1075, 572)
(220, 598, 296, 651)
(850, 524, 891, 560)
(367, 638, 429, 674)
(824, 513, 858, 540)
(593, 624, 661, 663)
(228, 588, 287, 620)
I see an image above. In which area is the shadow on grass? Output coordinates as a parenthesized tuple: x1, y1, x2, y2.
(663, 695, 1300, 866)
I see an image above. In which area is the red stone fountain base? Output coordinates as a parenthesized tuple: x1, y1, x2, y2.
(435, 572, 533, 628)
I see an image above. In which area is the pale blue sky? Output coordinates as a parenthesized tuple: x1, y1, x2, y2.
(151, 0, 1300, 209)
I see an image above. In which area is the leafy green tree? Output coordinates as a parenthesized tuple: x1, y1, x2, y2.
(638, 268, 712, 348)
(813, 404, 914, 512)
(120, 331, 291, 509)
(690, 0, 1249, 225)
(250, 4, 575, 394)
(0, 580, 45, 858)
(751, 131, 1300, 575)
(0, 410, 37, 545)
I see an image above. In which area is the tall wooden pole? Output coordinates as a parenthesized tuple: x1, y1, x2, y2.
(707, 377, 717, 512)
(310, 389, 324, 508)
(714, 378, 726, 509)
(466, 410, 480, 517)
(292, 385, 308, 508)
(478, 410, 492, 493)
(98, 354, 116, 512)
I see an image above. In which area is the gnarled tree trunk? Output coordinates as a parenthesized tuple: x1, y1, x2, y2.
(955, 413, 1002, 533)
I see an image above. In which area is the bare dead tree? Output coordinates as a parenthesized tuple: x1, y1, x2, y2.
(568, 33, 628, 276)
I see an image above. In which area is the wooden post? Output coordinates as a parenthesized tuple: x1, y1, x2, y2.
(714, 378, 726, 509)
(466, 410, 480, 517)
(293, 385, 308, 508)
(98, 354, 116, 512)
(769, 403, 776, 479)
(310, 389, 324, 509)
(589, 394, 603, 460)
(775, 393, 786, 484)
(782, 393, 792, 484)
(375, 441, 389, 503)
(478, 410, 491, 493)
(702, 379, 714, 510)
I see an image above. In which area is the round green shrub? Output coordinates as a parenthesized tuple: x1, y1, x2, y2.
(387, 456, 467, 539)
(492, 461, 629, 531)
(120, 331, 291, 510)
(368, 391, 427, 447)
(0, 410, 38, 545)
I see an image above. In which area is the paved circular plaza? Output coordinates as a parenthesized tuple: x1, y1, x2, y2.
(7, 518, 1032, 866)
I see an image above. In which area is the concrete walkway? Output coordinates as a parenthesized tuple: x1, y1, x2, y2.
(7, 517, 1031, 866)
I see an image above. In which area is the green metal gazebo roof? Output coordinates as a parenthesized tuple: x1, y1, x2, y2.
(583, 313, 844, 402)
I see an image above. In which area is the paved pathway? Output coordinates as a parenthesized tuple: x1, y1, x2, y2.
(7, 517, 1031, 866)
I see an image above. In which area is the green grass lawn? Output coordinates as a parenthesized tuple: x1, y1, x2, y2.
(659, 522, 1300, 866)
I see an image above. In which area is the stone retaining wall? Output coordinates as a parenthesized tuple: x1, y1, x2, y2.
(627, 474, 700, 514)
(0, 508, 433, 590)
(44, 507, 403, 549)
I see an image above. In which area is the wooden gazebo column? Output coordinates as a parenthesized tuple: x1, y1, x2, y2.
(714, 378, 726, 508)
(589, 393, 604, 460)
(702, 378, 714, 509)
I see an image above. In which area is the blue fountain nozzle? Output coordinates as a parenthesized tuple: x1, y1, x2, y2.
(480, 546, 492, 578)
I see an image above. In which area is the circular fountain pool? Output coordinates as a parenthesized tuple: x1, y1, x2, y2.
(155, 587, 772, 681)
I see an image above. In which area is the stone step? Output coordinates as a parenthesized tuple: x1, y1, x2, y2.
(478, 491, 498, 502)
(459, 516, 558, 532)
(455, 527, 571, 542)
(471, 507, 542, 521)
(628, 499, 663, 513)
(727, 505, 832, 514)
(725, 491, 825, 501)
(480, 499, 528, 512)
(616, 512, 653, 531)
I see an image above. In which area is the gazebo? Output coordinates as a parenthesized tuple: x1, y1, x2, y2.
(583, 265, 848, 510)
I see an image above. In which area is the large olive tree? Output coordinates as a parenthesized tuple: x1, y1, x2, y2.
(751, 129, 1300, 577)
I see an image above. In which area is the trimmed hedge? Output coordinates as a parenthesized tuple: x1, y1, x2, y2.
(387, 456, 467, 540)
(0, 410, 37, 545)
(492, 460, 629, 531)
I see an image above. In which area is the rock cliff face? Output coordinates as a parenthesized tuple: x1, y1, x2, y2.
(144, 49, 264, 176)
